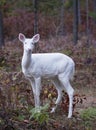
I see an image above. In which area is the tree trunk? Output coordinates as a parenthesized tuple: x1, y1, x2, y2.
(33, 0, 38, 52)
(86, 0, 89, 36)
(73, 0, 78, 44)
(33, 0, 38, 35)
(0, 9, 4, 47)
(58, 0, 65, 36)
(86, 0, 90, 48)
(85, 0, 91, 63)
(78, 0, 81, 25)
(93, 0, 96, 23)
(93, 0, 96, 12)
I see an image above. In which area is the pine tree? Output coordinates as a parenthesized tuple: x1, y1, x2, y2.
(73, 0, 79, 44)
(0, 9, 4, 47)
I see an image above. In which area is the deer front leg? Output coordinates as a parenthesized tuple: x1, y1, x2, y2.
(28, 78, 37, 107)
(35, 77, 41, 110)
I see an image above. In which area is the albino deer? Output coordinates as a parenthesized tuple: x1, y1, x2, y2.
(19, 33, 75, 118)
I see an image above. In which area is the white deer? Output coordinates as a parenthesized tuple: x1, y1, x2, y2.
(19, 33, 75, 118)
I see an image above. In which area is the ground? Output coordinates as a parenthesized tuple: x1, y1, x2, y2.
(0, 36, 96, 130)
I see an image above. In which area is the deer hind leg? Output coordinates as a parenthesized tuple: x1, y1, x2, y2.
(58, 74, 74, 118)
(51, 77, 63, 113)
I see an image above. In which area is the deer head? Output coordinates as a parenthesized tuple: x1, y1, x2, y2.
(19, 33, 40, 53)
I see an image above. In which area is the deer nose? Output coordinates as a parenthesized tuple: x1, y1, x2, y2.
(27, 48, 32, 52)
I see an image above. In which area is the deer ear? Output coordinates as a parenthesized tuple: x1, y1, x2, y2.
(32, 34, 40, 43)
(19, 33, 26, 43)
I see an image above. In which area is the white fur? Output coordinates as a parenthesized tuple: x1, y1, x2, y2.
(19, 33, 75, 118)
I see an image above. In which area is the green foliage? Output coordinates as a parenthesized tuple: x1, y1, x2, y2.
(64, 0, 73, 9)
(89, 11, 96, 19)
(17, 114, 25, 121)
(29, 104, 49, 125)
(60, 49, 73, 56)
(0, 117, 4, 125)
(11, 0, 32, 10)
(0, 0, 6, 6)
(80, 107, 96, 129)
(39, 0, 61, 15)
(80, 107, 96, 121)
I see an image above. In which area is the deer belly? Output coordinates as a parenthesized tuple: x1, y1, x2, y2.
(40, 66, 60, 78)
(29, 66, 59, 78)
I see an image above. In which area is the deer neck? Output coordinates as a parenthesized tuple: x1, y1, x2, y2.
(22, 50, 32, 70)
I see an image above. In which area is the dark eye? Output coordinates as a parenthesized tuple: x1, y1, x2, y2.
(25, 42, 27, 44)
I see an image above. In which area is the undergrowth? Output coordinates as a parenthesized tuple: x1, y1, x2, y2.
(0, 37, 96, 129)
(29, 104, 49, 125)
(80, 107, 96, 129)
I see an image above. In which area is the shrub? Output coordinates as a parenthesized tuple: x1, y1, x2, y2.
(29, 103, 49, 125)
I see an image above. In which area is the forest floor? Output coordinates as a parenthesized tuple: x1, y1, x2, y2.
(0, 36, 96, 130)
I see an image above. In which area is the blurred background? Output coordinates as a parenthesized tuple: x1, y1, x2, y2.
(0, 0, 96, 44)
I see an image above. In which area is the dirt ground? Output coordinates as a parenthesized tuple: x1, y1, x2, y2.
(0, 39, 96, 130)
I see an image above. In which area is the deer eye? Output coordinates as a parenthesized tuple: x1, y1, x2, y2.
(32, 42, 35, 45)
